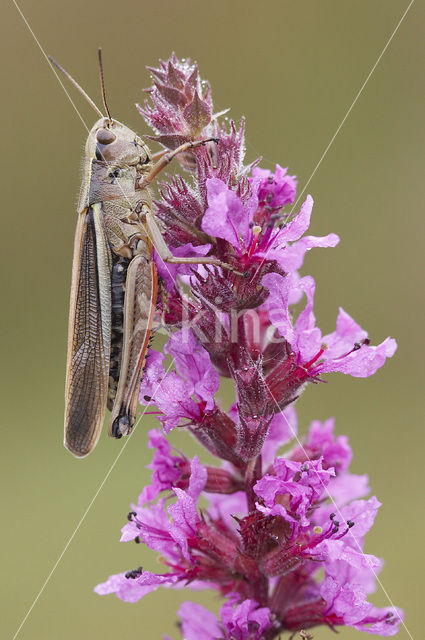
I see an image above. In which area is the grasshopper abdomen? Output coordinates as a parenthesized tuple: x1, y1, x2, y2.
(108, 256, 130, 411)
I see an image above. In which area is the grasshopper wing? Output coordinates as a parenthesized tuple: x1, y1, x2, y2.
(65, 203, 112, 457)
(109, 250, 157, 439)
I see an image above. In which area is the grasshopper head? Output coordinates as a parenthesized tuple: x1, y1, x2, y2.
(89, 117, 150, 167)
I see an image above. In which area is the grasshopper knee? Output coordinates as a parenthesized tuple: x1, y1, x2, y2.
(111, 415, 132, 438)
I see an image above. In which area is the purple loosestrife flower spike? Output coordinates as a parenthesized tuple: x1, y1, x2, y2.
(96, 54, 402, 638)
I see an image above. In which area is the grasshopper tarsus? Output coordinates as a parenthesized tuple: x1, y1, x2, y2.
(137, 137, 220, 189)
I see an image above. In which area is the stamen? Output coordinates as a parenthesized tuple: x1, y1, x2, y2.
(303, 346, 326, 370)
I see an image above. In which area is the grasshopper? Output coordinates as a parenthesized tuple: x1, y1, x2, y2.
(50, 51, 232, 458)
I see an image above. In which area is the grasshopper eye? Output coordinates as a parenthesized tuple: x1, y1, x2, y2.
(96, 128, 116, 145)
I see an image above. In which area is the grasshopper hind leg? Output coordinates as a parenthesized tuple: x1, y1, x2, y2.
(108, 249, 158, 439)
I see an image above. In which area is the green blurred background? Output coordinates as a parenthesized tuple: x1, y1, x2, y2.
(1, 1, 423, 638)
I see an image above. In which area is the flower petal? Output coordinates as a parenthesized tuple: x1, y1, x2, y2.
(165, 329, 219, 408)
(202, 178, 252, 247)
(279, 195, 313, 242)
(319, 337, 397, 377)
(178, 602, 221, 640)
(94, 572, 164, 603)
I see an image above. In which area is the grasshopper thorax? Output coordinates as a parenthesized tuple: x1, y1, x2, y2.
(87, 117, 150, 167)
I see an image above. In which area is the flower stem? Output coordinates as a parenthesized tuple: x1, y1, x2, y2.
(244, 454, 262, 512)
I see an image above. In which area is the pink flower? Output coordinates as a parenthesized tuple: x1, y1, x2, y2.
(202, 177, 259, 249)
(138, 53, 213, 145)
(251, 164, 297, 216)
(291, 416, 352, 473)
(94, 571, 173, 603)
(254, 457, 335, 531)
(137, 429, 190, 505)
(95, 54, 402, 639)
(164, 329, 219, 409)
(175, 597, 272, 640)
(262, 272, 397, 411)
(139, 330, 220, 432)
(320, 579, 403, 636)
(175, 602, 222, 640)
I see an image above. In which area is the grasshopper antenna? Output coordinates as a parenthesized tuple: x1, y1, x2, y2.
(48, 55, 105, 119)
(98, 48, 112, 124)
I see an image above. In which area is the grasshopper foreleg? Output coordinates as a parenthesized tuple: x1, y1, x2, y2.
(143, 208, 239, 273)
(136, 137, 219, 190)
(135, 138, 244, 274)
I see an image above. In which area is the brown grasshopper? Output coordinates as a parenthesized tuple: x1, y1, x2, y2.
(50, 51, 232, 458)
